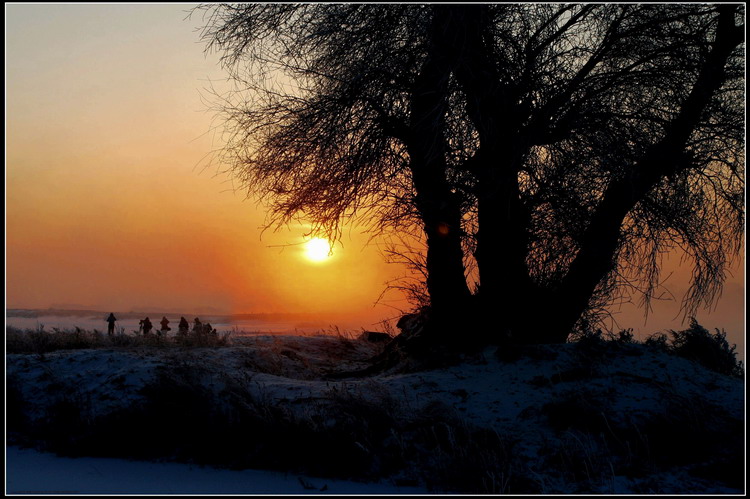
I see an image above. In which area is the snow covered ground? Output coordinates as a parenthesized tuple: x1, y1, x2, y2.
(6, 331, 745, 494)
(6, 446, 426, 495)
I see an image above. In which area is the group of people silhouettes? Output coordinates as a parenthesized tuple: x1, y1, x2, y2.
(105, 313, 215, 337)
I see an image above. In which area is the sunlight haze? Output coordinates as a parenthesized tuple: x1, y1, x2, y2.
(5, 3, 405, 327)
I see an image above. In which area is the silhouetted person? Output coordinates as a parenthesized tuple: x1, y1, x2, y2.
(160, 316, 171, 335)
(106, 313, 117, 336)
(204, 322, 215, 336)
(178, 317, 189, 336)
(193, 317, 203, 333)
(142, 317, 153, 335)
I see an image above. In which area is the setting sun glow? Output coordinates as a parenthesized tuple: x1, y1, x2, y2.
(304, 238, 333, 262)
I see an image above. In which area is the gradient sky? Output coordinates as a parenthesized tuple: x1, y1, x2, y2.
(5, 4, 745, 345)
(5, 3, 407, 326)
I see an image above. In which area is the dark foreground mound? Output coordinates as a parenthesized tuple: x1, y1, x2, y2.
(6, 326, 744, 494)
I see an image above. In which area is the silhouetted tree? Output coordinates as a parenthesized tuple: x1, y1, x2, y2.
(196, 4, 744, 346)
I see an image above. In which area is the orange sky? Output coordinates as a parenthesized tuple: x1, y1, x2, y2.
(5, 3, 409, 327)
(5, 4, 745, 345)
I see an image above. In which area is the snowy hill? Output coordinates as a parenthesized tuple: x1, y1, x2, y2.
(6, 329, 745, 494)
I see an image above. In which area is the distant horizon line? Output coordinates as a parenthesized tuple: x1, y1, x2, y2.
(5, 307, 350, 320)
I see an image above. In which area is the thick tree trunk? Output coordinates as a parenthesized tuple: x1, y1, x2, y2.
(406, 14, 471, 333)
(474, 152, 537, 341)
(438, 5, 538, 342)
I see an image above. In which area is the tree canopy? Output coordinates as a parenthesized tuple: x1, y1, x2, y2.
(196, 4, 744, 345)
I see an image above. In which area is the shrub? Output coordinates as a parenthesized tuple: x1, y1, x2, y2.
(644, 332, 669, 351)
(616, 328, 635, 343)
(668, 319, 743, 377)
(570, 319, 742, 379)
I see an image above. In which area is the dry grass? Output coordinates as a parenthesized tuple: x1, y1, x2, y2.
(6, 325, 231, 355)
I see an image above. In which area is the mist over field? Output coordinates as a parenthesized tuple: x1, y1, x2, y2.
(5, 309, 374, 338)
(6, 302, 744, 362)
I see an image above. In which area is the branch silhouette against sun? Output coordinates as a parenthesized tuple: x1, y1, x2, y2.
(195, 4, 744, 348)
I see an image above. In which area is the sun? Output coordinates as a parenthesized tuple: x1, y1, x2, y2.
(304, 237, 333, 262)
